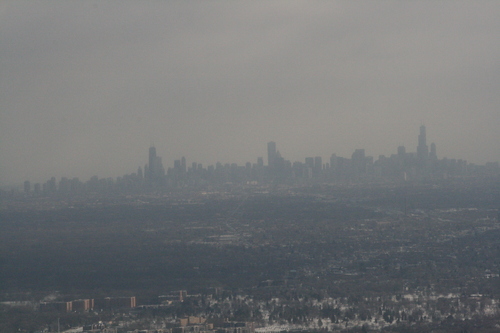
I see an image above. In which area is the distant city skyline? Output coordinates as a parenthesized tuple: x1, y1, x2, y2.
(13, 125, 500, 191)
(2, 2, 500, 185)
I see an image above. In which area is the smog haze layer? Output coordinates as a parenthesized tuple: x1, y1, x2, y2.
(1, 1, 500, 185)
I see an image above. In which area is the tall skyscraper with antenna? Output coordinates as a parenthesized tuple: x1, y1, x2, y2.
(417, 125, 429, 161)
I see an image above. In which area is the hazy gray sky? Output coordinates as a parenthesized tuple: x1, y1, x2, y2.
(1, 1, 500, 185)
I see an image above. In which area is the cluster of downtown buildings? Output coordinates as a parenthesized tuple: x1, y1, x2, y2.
(22, 126, 500, 195)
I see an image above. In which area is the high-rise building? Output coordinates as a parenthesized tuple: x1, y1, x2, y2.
(352, 149, 367, 176)
(24, 180, 30, 194)
(330, 154, 337, 170)
(181, 156, 186, 173)
(305, 157, 314, 169)
(314, 156, 322, 177)
(47, 177, 57, 193)
(267, 141, 276, 167)
(430, 142, 437, 160)
(417, 125, 429, 161)
(147, 146, 164, 183)
(397, 146, 406, 156)
(149, 146, 157, 179)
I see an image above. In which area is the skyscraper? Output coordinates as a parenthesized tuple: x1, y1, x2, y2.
(267, 141, 276, 168)
(314, 156, 322, 177)
(397, 146, 406, 157)
(148, 146, 157, 180)
(147, 146, 164, 183)
(24, 180, 30, 194)
(430, 142, 437, 160)
(352, 149, 367, 177)
(181, 156, 186, 173)
(417, 125, 429, 161)
(305, 157, 314, 169)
